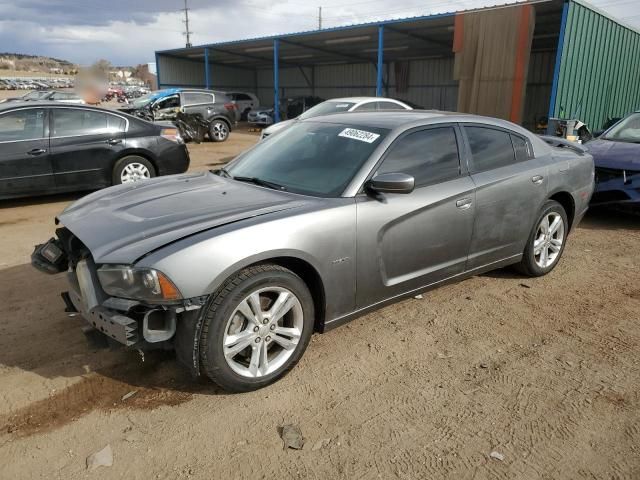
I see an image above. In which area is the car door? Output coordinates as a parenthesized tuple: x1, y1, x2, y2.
(153, 94, 181, 120)
(49, 107, 127, 189)
(181, 92, 215, 118)
(0, 107, 53, 195)
(462, 124, 549, 269)
(355, 124, 476, 308)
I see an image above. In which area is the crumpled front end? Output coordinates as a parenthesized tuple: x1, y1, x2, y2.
(31, 227, 208, 366)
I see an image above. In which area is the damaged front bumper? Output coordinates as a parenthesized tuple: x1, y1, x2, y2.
(592, 167, 640, 206)
(32, 237, 208, 350)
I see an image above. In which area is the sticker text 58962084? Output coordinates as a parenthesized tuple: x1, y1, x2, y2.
(338, 128, 381, 144)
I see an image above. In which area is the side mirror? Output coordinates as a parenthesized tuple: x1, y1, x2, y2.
(366, 172, 415, 194)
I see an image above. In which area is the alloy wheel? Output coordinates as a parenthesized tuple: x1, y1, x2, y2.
(120, 162, 151, 183)
(533, 212, 565, 268)
(222, 287, 303, 378)
(211, 122, 229, 141)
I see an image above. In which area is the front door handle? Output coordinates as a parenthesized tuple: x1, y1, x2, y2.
(532, 175, 544, 184)
(106, 138, 122, 145)
(27, 148, 46, 156)
(456, 198, 473, 210)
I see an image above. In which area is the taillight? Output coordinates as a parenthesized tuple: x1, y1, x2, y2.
(224, 102, 236, 111)
(160, 128, 183, 144)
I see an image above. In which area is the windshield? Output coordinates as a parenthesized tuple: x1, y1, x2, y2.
(227, 121, 388, 197)
(23, 91, 49, 100)
(298, 101, 355, 120)
(131, 91, 160, 108)
(603, 113, 640, 143)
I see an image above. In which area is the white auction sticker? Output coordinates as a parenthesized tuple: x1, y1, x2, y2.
(338, 128, 380, 143)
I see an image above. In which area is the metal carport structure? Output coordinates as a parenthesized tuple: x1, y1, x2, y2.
(155, 0, 640, 131)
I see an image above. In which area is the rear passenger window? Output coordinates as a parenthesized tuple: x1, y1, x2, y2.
(511, 134, 532, 162)
(465, 126, 515, 172)
(53, 109, 123, 136)
(182, 92, 214, 105)
(377, 127, 460, 187)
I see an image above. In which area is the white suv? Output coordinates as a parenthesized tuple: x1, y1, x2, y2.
(227, 92, 260, 121)
(260, 97, 412, 139)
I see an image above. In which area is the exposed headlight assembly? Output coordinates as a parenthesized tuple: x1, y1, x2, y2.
(97, 265, 182, 303)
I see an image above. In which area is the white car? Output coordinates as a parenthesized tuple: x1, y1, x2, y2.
(227, 91, 260, 121)
(260, 97, 412, 139)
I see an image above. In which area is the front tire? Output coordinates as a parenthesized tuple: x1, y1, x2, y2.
(112, 155, 156, 185)
(516, 200, 568, 277)
(200, 264, 314, 392)
(209, 119, 230, 142)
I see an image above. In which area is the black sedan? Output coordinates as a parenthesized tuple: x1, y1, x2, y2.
(0, 102, 190, 200)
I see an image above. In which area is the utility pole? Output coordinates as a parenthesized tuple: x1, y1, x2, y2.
(182, 0, 193, 47)
(318, 6, 322, 30)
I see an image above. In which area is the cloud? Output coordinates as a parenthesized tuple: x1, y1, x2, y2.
(0, 0, 636, 66)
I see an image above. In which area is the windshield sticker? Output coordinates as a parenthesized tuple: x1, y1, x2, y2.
(335, 104, 351, 108)
(338, 128, 380, 143)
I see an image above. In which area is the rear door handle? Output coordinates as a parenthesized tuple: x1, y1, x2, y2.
(27, 148, 46, 156)
(532, 175, 544, 184)
(106, 138, 122, 145)
(456, 198, 473, 210)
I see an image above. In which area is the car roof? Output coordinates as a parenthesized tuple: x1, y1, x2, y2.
(306, 110, 532, 133)
(325, 97, 404, 104)
(0, 101, 137, 119)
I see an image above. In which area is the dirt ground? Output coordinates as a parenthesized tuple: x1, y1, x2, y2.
(1, 97, 640, 479)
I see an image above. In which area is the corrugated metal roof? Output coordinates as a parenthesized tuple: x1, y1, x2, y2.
(156, 0, 551, 55)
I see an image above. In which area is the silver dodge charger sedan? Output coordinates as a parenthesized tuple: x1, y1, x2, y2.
(32, 111, 595, 392)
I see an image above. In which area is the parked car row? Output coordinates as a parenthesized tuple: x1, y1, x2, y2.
(0, 77, 74, 90)
(0, 90, 85, 104)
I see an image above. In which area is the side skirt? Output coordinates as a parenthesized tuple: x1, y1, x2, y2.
(322, 254, 522, 332)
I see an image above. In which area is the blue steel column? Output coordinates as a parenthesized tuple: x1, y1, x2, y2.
(376, 25, 384, 97)
(155, 52, 161, 89)
(548, 1, 569, 119)
(204, 48, 210, 89)
(274, 39, 280, 123)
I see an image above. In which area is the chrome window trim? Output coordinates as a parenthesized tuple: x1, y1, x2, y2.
(49, 105, 130, 136)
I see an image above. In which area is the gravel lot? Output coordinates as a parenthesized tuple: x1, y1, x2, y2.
(1, 95, 639, 479)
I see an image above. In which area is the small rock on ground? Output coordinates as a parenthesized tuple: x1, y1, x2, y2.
(489, 451, 505, 461)
(86, 444, 113, 470)
(280, 424, 304, 450)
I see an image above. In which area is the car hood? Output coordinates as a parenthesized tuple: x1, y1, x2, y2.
(58, 171, 309, 264)
(585, 139, 640, 170)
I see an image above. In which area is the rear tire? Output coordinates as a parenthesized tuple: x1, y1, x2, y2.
(200, 264, 314, 392)
(112, 155, 156, 185)
(209, 120, 230, 142)
(516, 200, 568, 277)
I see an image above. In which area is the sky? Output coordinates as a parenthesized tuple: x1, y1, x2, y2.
(0, 0, 638, 66)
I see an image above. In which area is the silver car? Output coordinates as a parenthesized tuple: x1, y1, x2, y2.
(32, 111, 594, 392)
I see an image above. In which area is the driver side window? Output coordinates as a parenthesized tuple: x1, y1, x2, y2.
(155, 96, 180, 110)
(376, 127, 461, 187)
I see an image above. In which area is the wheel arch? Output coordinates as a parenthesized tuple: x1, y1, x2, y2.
(206, 254, 327, 333)
(548, 191, 576, 231)
(209, 115, 233, 131)
(111, 150, 159, 181)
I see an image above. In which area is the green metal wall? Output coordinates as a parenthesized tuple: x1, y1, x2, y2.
(552, 0, 640, 130)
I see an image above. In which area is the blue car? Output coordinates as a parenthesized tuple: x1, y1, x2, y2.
(586, 111, 640, 207)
